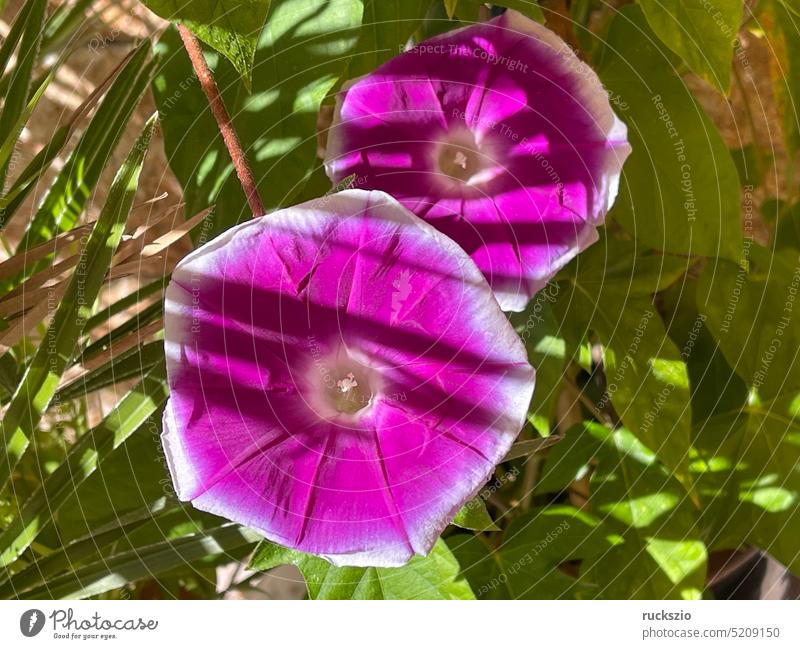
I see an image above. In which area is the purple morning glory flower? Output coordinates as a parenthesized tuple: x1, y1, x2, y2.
(162, 190, 534, 567)
(324, 11, 631, 311)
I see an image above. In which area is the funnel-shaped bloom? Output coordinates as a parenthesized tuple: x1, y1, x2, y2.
(325, 11, 631, 312)
(162, 190, 534, 567)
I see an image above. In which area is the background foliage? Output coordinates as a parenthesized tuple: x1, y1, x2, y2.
(0, 0, 798, 600)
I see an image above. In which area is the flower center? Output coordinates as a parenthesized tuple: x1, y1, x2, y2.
(438, 143, 480, 182)
(305, 342, 380, 420)
(433, 128, 502, 192)
(327, 370, 373, 415)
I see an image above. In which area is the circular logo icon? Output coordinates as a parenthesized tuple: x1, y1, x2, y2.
(20, 609, 45, 637)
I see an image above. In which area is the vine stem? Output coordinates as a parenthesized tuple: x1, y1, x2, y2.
(177, 24, 265, 217)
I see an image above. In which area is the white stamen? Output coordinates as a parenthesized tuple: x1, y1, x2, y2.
(337, 372, 358, 393)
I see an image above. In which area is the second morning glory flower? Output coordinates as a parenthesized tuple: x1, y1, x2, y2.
(162, 190, 534, 567)
(324, 10, 631, 311)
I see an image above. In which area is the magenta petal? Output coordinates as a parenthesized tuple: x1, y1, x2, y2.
(162, 189, 535, 567)
(325, 10, 631, 311)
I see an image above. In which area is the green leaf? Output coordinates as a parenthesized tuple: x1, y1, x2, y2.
(83, 276, 166, 334)
(763, 0, 800, 155)
(0, 1, 35, 79)
(638, 0, 743, 92)
(698, 250, 800, 400)
(730, 144, 767, 187)
(0, 51, 130, 231)
(597, 6, 743, 262)
(0, 65, 57, 175)
(0, 0, 47, 154)
(444, 0, 458, 19)
(570, 0, 596, 51)
(13, 39, 154, 258)
(142, 1, 270, 91)
(79, 300, 163, 364)
(510, 286, 565, 436)
(54, 401, 174, 541)
(0, 495, 178, 598)
(0, 0, 47, 191)
(534, 422, 601, 495)
(559, 230, 690, 296)
(19, 524, 260, 599)
(662, 278, 749, 424)
(0, 361, 167, 566)
(581, 423, 707, 599)
(774, 202, 800, 251)
(505, 504, 616, 565)
(491, 1, 545, 23)
(553, 270, 694, 488)
(452, 496, 500, 531)
(348, 0, 431, 77)
(56, 340, 164, 402)
(154, 0, 364, 235)
(518, 231, 689, 436)
(250, 538, 474, 599)
(693, 248, 800, 573)
(41, 0, 95, 55)
(447, 506, 606, 599)
(0, 114, 157, 492)
(503, 434, 563, 461)
(693, 398, 800, 574)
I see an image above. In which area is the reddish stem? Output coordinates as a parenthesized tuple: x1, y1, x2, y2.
(177, 24, 266, 217)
